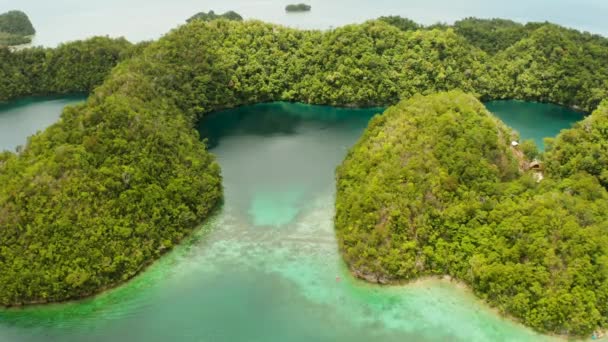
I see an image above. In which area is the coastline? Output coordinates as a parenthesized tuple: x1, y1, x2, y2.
(0, 202, 224, 309)
(348, 269, 604, 341)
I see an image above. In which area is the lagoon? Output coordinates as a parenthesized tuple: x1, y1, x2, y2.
(0, 99, 585, 341)
(486, 100, 585, 150)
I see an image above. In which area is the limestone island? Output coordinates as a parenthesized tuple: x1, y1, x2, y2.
(285, 4, 312, 12)
(0, 10, 36, 47)
(187, 10, 243, 23)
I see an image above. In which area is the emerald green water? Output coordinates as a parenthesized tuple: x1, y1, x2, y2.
(486, 100, 585, 150)
(0, 101, 586, 341)
(0, 95, 86, 152)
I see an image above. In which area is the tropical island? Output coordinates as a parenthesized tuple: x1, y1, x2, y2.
(336, 91, 608, 336)
(0, 15, 607, 338)
(0, 10, 36, 47)
(285, 3, 311, 12)
(187, 10, 243, 23)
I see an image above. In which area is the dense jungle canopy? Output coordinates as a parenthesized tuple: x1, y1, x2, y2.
(0, 16, 607, 337)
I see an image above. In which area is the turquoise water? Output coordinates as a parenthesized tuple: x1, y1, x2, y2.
(0, 100, 586, 341)
(8, 0, 608, 47)
(486, 100, 585, 150)
(0, 95, 85, 152)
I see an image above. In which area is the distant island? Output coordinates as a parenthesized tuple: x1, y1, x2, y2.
(285, 4, 311, 12)
(187, 10, 243, 23)
(0, 10, 35, 47)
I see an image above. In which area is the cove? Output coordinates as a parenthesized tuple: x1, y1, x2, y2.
(0, 101, 583, 341)
(0, 95, 86, 152)
(485, 100, 585, 150)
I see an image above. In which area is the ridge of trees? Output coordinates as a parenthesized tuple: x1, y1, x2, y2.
(0, 37, 147, 102)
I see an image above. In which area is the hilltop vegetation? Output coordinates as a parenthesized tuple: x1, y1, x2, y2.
(0, 10, 35, 47)
(377, 16, 421, 32)
(3, 16, 606, 112)
(486, 24, 608, 111)
(0, 17, 607, 336)
(0, 36, 141, 102)
(378, 16, 608, 112)
(0, 10, 35, 36)
(452, 18, 533, 54)
(544, 102, 608, 188)
(0, 33, 223, 305)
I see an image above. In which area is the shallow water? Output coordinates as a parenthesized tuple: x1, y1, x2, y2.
(486, 100, 585, 150)
(8, 0, 608, 47)
(0, 95, 85, 152)
(0, 101, 585, 341)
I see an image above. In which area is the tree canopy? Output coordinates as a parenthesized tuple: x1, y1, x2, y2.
(452, 18, 532, 54)
(486, 24, 608, 111)
(378, 16, 421, 32)
(0, 36, 140, 101)
(0, 10, 35, 36)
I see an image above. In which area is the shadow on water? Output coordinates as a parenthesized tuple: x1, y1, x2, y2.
(198, 102, 382, 149)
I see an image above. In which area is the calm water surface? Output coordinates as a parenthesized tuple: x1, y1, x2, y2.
(486, 100, 585, 150)
(2, 0, 607, 47)
(0, 95, 85, 152)
(0, 100, 585, 341)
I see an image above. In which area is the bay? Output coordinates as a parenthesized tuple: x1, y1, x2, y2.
(0, 100, 583, 341)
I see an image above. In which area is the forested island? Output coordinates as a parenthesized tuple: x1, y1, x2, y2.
(285, 4, 311, 12)
(0, 10, 35, 47)
(187, 10, 243, 23)
(0, 15, 607, 337)
(336, 91, 608, 336)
